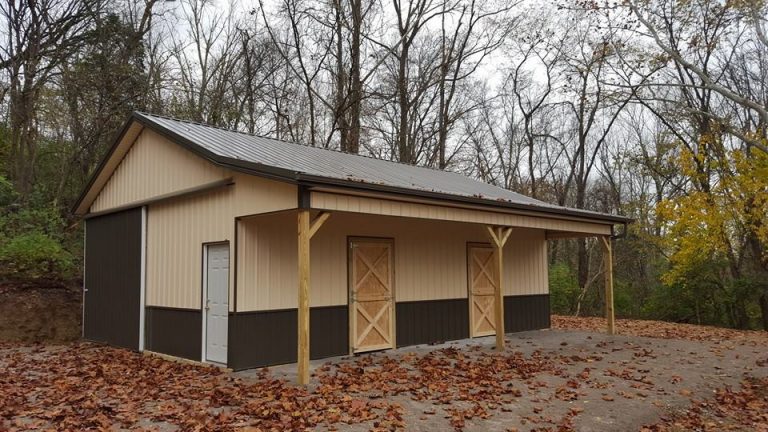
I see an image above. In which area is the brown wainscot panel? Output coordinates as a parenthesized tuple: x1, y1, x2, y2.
(227, 305, 348, 371)
(504, 294, 551, 333)
(395, 298, 469, 348)
(145, 306, 202, 361)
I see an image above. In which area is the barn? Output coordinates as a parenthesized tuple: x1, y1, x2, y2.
(74, 112, 628, 384)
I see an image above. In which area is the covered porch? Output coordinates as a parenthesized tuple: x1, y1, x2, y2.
(230, 187, 620, 384)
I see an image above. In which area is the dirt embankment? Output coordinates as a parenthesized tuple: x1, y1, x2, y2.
(0, 282, 81, 344)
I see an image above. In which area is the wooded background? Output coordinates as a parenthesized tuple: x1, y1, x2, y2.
(0, 0, 766, 330)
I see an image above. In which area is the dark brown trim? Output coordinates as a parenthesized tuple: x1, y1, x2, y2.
(309, 305, 350, 359)
(145, 306, 202, 361)
(84, 178, 234, 219)
(237, 208, 297, 221)
(298, 185, 311, 209)
(225, 294, 551, 371)
(83, 208, 142, 350)
(144, 305, 199, 312)
(395, 299, 469, 348)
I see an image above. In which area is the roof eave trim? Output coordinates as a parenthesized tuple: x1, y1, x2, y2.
(297, 174, 632, 225)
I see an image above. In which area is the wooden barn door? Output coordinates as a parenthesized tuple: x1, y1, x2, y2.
(349, 239, 395, 353)
(468, 244, 497, 337)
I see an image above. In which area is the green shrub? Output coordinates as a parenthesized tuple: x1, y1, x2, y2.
(0, 232, 75, 280)
(549, 262, 580, 315)
(609, 279, 632, 318)
(0, 176, 15, 207)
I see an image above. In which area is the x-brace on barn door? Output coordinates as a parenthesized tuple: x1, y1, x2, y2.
(468, 244, 497, 337)
(349, 238, 395, 353)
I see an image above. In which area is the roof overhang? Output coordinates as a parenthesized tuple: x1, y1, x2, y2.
(307, 187, 618, 236)
(297, 177, 629, 226)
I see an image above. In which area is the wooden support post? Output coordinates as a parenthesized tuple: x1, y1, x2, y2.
(297, 210, 311, 385)
(486, 226, 513, 351)
(600, 236, 616, 335)
(297, 211, 330, 386)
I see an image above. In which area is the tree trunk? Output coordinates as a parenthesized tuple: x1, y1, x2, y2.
(397, 47, 410, 163)
(575, 180, 589, 298)
(760, 293, 768, 331)
(347, 0, 362, 154)
(9, 71, 39, 200)
(577, 238, 589, 299)
(334, 2, 349, 151)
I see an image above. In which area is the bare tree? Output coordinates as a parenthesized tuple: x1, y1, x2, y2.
(389, 0, 450, 163)
(167, 0, 244, 125)
(506, 10, 566, 198)
(1, 0, 95, 199)
(431, 0, 514, 169)
(625, 0, 768, 154)
(556, 11, 632, 307)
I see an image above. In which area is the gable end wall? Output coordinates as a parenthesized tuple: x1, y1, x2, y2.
(90, 129, 230, 213)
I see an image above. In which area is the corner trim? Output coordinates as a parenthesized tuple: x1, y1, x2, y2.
(139, 206, 147, 351)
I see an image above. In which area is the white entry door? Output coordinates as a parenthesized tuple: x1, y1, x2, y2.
(205, 243, 229, 364)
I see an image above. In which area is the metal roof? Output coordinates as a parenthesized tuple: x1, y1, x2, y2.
(78, 111, 629, 224)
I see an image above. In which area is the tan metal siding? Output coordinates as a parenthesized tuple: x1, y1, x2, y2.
(146, 175, 297, 310)
(236, 212, 549, 311)
(76, 123, 144, 215)
(147, 189, 234, 309)
(237, 213, 297, 311)
(233, 173, 296, 216)
(311, 191, 612, 235)
(91, 129, 229, 213)
(505, 229, 548, 296)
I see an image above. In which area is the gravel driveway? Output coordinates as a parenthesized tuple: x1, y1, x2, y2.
(255, 329, 767, 431)
(2, 319, 766, 431)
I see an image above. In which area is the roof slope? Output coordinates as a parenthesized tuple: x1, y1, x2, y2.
(77, 112, 630, 223)
(138, 112, 547, 202)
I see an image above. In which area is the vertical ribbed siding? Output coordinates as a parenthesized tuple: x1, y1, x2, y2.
(145, 179, 297, 310)
(237, 213, 299, 310)
(504, 294, 551, 332)
(145, 306, 202, 360)
(90, 129, 229, 213)
(146, 189, 234, 309)
(395, 299, 469, 347)
(84, 208, 142, 350)
(311, 192, 613, 235)
(504, 229, 549, 296)
(228, 305, 348, 370)
(236, 212, 550, 311)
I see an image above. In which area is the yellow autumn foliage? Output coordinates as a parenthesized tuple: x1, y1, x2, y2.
(657, 144, 768, 286)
